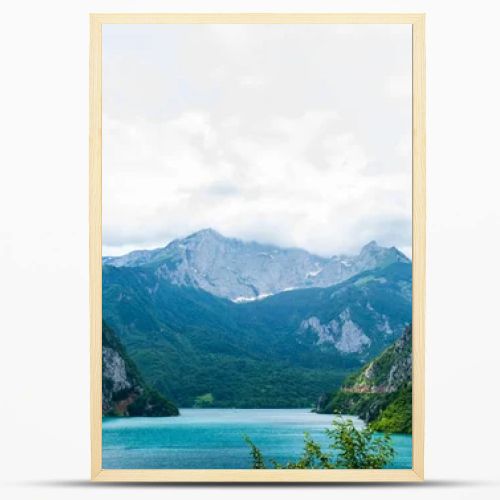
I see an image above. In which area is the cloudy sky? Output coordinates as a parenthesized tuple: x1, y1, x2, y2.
(103, 24, 412, 258)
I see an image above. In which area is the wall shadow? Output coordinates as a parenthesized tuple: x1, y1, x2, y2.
(16, 479, 497, 489)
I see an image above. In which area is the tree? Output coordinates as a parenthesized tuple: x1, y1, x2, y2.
(244, 418, 394, 469)
(193, 392, 214, 408)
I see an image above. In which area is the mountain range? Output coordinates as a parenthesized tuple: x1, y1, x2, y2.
(102, 229, 412, 408)
(104, 228, 410, 302)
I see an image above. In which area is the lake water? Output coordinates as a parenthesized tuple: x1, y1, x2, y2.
(102, 408, 412, 469)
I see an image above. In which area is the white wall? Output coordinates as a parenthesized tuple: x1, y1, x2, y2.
(1, 1, 499, 499)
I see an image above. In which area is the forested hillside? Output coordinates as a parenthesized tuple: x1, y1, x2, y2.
(102, 261, 411, 408)
(317, 325, 412, 434)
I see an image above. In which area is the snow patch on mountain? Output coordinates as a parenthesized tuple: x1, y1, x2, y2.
(233, 292, 274, 303)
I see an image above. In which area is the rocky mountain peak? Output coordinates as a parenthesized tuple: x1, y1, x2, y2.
(187, 228, 223, 240)
(360, 240, 380, 253)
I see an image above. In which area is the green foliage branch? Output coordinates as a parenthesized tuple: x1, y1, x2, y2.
(245, 418, 395, 469)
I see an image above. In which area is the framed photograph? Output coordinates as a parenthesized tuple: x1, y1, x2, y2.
(90, 13, 425, 482)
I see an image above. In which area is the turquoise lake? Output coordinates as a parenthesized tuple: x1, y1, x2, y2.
(102, 408, 412, 469)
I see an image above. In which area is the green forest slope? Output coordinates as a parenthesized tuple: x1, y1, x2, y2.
(103, 263, 412, 408)
(317, 325, 412, 434)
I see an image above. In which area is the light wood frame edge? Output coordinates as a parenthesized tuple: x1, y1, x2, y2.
(411, 13, 425, 482)
(90, 13, 103, 481)
(89, 12, 425, 483)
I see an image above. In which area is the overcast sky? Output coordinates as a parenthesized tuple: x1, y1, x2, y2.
(103, 24, 412, 258)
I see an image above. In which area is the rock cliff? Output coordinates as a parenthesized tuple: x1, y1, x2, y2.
(102, 321, 179, 417)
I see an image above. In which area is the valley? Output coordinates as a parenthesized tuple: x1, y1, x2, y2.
(102, 229, 412, 409)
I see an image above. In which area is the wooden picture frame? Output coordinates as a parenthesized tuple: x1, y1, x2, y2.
(90, 13, 425, 482)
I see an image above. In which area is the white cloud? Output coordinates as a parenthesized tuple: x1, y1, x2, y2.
(102, 24, 412, 257)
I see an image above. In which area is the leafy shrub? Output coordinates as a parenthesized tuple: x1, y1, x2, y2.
(245, 418, 394, 469)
